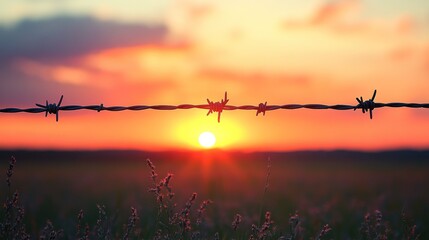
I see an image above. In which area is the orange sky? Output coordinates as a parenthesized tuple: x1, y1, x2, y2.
(1, 0, 429, 151)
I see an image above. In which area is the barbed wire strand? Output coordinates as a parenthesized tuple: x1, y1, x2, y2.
(2, 90, 429, 122)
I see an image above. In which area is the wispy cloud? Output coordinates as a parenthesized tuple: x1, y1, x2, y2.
(282, 0, 416, 37)
(310, 0, 358, 26)
(0, 16, 167, 61)
(198, 68, 310, 86)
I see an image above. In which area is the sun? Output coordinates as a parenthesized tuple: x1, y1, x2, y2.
(198, 131, 216, 148)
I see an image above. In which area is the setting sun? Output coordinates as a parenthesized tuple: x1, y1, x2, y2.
(198, 132, 216, 148)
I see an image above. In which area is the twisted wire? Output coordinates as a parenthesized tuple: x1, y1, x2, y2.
(256, 102, 267, 116)
(2, 90, 429, 122)
(35, 95, 63, 122)
(207, 92, 229, 122)
(354, 90, 377, 119)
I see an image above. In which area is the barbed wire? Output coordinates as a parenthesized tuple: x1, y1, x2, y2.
(1, 90, 429, 122)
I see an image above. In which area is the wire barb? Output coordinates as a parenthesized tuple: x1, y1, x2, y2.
(98, 104, 104, 112)
(256, 102, 267, 116)
(354, 90, 377, 119)
(3, 89, 429, 123)
(207, 92, 229, 123)
(35, 95, 63, 122)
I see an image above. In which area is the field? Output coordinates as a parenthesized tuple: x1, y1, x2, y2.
(0, 150, 428, 239)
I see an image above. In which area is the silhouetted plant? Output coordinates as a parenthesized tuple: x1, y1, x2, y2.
(360, 210, 390, 240)
(0, 156, 30, 240)
(0, 156, 424, 239)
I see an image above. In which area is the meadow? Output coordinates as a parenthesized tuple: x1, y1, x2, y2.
(0, 150, 427, 239)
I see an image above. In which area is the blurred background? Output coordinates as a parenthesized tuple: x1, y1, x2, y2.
(1, 0, 429, 151)
(1, 1, 429, 238)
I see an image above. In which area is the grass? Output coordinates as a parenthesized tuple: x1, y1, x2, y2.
(0, 150, 426, 239)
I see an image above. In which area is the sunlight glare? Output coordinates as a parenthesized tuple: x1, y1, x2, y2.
(199, 132, 216, 148)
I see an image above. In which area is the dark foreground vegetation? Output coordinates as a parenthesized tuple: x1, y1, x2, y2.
(0, 150, 427, 239)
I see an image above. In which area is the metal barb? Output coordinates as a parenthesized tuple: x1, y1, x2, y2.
(4, 89, 429, 123)
(256, 102, 267, 116)
(35, 95, 63, 122)
(206, 92, 229, 123)
(354, 90, 377, 119)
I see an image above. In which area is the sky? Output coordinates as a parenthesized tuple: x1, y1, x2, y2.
(1, 0, 429, 151)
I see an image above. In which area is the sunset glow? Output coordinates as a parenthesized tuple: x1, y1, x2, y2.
(198, 131, 216, 148)
(2, 2, 429, 239)
(1, 0, 429, 151)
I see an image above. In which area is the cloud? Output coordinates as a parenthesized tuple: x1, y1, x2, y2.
(11, 44, 193, 87)
(0, 64, 99, 106)
(282, 0, 359, 28)
(15, 59, 91, 85)
(166, 1, 215, 42)
(0, 43, 192, 108)
(185, 3, 214, 22)
(395, 16, 415, 33)
(282, 0, 416, 37)
(198, 68, 310, 86)
(387, 46, 415, 62)
(310, 0, 358, 26)
(0, 16, 167, 61)
(0, 61, 179, 107)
